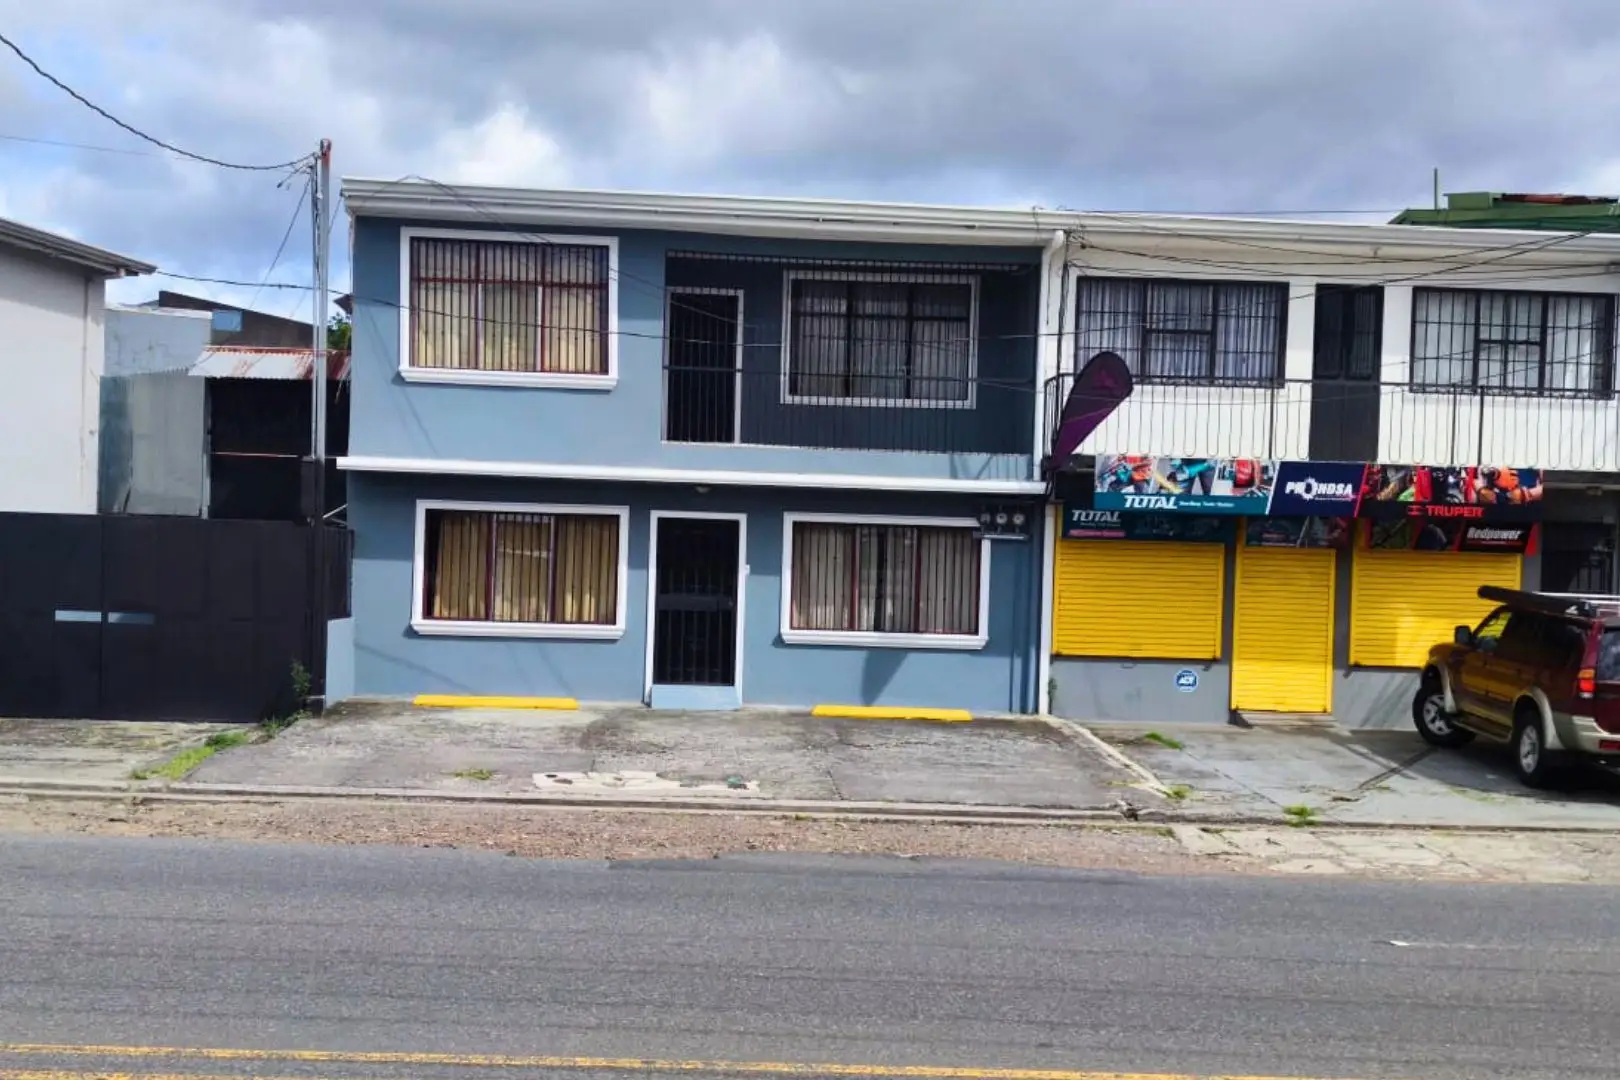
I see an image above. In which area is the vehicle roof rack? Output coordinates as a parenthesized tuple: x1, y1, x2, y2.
(1478, 585, 1620, 620)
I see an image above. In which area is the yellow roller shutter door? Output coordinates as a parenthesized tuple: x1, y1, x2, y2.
(1231, 545, 1336, 714)
(1052, 540, 1224, 659)
(1349, 549, 1522, 668)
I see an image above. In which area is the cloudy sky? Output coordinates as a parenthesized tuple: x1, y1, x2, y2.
(0, 0, 1616, 314)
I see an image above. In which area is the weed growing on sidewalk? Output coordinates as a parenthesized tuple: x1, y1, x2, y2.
(131, 730, 252, 782)
(1144, 732, 1184, 751)
(1165, 784, 1193, 801)
(261, 660, 313, 739)
(451, 768, 495, 781)
(1283, 804, 1319, 827)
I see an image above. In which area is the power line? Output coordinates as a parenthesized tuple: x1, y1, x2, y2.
(244, 173, 312, 314)
(0, 32, 313, 172)
(0, 130, 156, 156)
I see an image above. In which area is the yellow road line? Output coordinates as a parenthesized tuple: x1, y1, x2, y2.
(0, 1043, 1367, 1080)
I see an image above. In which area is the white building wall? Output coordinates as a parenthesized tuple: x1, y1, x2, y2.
(0, 245, 105, 513)
(1043, 238, 1620, 469)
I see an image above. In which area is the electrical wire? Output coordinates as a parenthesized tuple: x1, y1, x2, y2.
(0, 32, 314, 172)
(242, 173, 312, 315)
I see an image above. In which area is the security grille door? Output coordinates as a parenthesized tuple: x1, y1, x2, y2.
(652, 518, 741, 687)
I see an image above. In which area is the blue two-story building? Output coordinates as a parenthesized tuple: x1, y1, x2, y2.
(335, 180, 1057, 714)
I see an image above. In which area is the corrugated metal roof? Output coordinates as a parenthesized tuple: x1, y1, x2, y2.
(188, 346, 351, 381)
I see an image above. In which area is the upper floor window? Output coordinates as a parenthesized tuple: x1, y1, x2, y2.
(783, 272, 978, 408)
(1075, 278, 1286, 385)
(1411, 287, 1615, 395)
(403, 230, 617, 388)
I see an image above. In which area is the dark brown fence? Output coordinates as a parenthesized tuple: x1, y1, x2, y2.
(0, 513, 350, 722)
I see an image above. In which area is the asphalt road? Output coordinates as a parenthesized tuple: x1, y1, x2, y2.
(0, 836, 1615, 1080)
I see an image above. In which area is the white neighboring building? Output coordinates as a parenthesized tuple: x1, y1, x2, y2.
(0, 217, 154, 514)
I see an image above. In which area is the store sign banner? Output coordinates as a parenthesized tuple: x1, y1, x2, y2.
(1244, 517, 1353, 549)
(1062, 505, 1231, 543)
(1366, 519, 1539, 554)
(1266, 461, 1369, 517)
(1093, 455, 1275, 515)
(1360, 464, 1544, 523)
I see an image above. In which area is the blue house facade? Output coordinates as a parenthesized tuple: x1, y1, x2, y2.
(336, 181, 1056, 714)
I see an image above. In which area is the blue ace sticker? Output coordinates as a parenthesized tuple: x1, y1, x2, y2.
(1174, 669, 1199, 693)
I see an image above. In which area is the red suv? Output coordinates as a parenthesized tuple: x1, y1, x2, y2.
(1414, 586, 1620, 787)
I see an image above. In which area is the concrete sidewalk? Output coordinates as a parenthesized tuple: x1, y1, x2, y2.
(0, 718, 235, 784)
(178, 702, 1137, 811)
(1097, 721, 1620, 829)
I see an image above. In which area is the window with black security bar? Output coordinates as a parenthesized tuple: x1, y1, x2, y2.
(1410, 288, 1616, 396)
(786, 274, 976, 406)
(421, 508, 619, 627)
(788, 521, 980, 637)
(1074, 277, 1287, 385)
(409, 236, 610, 374)
(1313, 285, 1383, 380)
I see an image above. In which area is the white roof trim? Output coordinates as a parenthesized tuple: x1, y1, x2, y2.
(336, 455, 1046, 496)
(0, 216, 154, 276)
(339, 178, 1620, 260)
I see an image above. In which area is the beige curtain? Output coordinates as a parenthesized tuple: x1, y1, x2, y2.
(542, 246, 606, 374)
(554, 516, 618, 623)
(413, 281, 476, 370)
(481, 285, 540, 372)
(429, 512, 491, 620)
(491, 514, 551, 622)
(916, 528, 978, 634)
(790, 523, 854, 631)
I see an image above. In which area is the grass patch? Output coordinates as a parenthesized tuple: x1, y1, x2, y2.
(451, 768, 495, 781)
(131, 730, 251, 781)
(1164, 783, 1193, 801)
(1283, 803, 1319, 827)
(1143, 731, 1184, 751)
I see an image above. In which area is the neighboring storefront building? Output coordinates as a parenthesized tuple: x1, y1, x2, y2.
(1046, 459, 1543, 726)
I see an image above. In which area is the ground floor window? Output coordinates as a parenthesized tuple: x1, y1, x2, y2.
(782, 514, 986, 648)
(414, 501, 627, 638)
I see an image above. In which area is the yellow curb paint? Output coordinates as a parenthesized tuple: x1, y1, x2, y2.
(811, 704, 973, 723)
(0, 1045, 1358, 1080)
(412, 694, 578, 710)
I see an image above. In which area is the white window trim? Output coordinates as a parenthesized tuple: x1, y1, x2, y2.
(410, 498, 630, 640)
(397, 226, 620, 390)
(779, 269, 979, 410)
(661, 286, 744, 445)
(779, 511, 990, 651)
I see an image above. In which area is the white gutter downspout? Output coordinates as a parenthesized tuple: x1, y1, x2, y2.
(1034, 229, 1065, 717)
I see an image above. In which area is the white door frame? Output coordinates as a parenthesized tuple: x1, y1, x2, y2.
(661, 287, 745, 446)
(644, 510, 749, 702)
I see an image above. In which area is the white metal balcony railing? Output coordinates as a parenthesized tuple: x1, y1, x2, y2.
(1042, 374, 1620, 471)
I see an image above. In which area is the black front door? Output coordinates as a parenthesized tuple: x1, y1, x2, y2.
(652, 517, 741, 687)
(1308, 284, 1383, 462)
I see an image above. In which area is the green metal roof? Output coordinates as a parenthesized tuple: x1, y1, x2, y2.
(1392, 192, 1620, 231)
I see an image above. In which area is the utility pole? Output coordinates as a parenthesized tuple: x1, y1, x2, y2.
(307, 138, 333, 713)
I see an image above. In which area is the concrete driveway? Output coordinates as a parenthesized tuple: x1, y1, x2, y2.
(1098, 720, 1620, 828)
(188, 702, 1137, 810)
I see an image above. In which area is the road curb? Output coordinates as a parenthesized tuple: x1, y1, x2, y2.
(2, 776, 1620, 835)
(1038, 714, 1174, 796)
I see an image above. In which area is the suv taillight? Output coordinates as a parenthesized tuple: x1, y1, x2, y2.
(1578, 668, 1597, 698)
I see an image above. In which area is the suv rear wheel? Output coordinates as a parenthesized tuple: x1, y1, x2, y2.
(1412, 677, 1473, 748)
(1512, 707, 1562, 789)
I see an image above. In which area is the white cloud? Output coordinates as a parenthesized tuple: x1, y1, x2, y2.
(1, 0, 1619, 316)
(432, 103, 572, 188)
